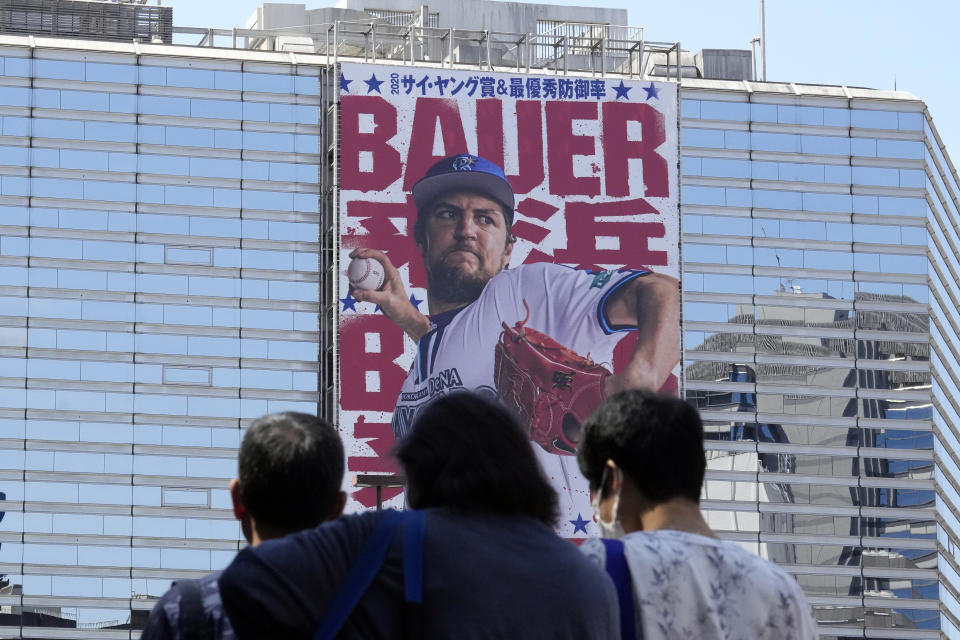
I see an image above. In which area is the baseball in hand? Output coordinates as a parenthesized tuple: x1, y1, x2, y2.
(347, 257, 385, 291)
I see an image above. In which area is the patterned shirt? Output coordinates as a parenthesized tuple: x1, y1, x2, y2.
(582, 530, 817, 640)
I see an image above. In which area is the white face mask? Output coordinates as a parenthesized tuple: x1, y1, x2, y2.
(591, 466, 626, 539)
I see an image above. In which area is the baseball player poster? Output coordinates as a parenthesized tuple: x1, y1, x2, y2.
(337, 61, 680, 537)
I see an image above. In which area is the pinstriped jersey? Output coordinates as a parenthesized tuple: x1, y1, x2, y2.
(391, 262, 649, 528)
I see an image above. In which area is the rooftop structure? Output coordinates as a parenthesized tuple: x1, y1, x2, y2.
(0, 0, 172, 43)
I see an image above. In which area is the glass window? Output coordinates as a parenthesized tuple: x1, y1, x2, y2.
(140, 95, 191, 117)
(779, 219, 826, 240)
(294, 75, 319, 96)
(681, 128, 724, 148)
(2, 56, 31, 77)
(750, 103, 777, 122)
(190, 157, 241, 179)
(140, 154, 190, 176)
(86, 121, 136, 143)
(699, 100, 749, 121)
(824, 165, 851, 184)
(779, 162, 824, 183)
(800, 135, 849, 155)
(0, 86, 29, 107)
(60, 149, 108, 171)
(752, 132, 800, 153)
(215, 129, 243, 149)
(803, 192, 851, 214)
(682, 185, 725, 206)
(34, 59, 84, 80)
(724, 131, 749, 150)
(86, 62, 137, 84)
(754, 190, 801, 210)
(166, 126, 216, 148)
(60, 90, 109, 112)
(110, 93, 137, 113)
(33, 118, 83, 140)
(191, 98, 242, 120)
(2, 116, 29, 136)
(243, 131, 294, 152)
(215, 70, 243, 91)
(898, 112, 924, 131)
(851, 109, 899, 129)
(243, 72, 294, 94)
(853, 166, 899, 186)
(681, 157, 701, 176)
(701, 158, 750, 179)
(797, 106, 824, 126)
(166, 67, 216, 89)
(877, 139, 925, 160)
(139, 65, 166, 85)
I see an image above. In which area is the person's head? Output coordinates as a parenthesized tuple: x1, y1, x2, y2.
(577, 390, 706, 533)
(230, 412, 346, 544)
(393, 391, 558, 527)
(412, 155, 516, 306)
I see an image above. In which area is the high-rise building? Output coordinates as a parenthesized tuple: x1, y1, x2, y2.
(0, 2, 955, 638)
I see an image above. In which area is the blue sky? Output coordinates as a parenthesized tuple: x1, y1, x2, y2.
(170, 0, 960, 160)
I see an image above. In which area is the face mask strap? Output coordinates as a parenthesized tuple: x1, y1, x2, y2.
(591, 465, 626, 538)
(599, 464, 621, 501)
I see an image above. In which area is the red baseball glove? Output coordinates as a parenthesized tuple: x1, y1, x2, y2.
(494, 301, 611, 455)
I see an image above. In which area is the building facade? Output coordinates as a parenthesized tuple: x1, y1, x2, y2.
(0, 2, 958, 639)
(0, 35, 329, 635)
(681, 80, 950, 638)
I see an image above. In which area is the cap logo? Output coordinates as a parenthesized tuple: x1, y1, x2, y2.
(452, 155, 477, 171)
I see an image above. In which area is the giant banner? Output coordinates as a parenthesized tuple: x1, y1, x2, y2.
(338, 62, 679, 536)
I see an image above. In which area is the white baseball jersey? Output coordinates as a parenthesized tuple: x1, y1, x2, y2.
(392, 262, 650, 533)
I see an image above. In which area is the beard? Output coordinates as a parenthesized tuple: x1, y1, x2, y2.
(425, 250, 496, 306)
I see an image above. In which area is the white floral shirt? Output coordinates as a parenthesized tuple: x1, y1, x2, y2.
(582, 530, 817, 640)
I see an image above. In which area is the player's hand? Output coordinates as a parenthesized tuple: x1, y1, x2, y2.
(604, 367, 663, 396)
(349, 248, 431, 341)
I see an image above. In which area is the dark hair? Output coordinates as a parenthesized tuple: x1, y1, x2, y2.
(577, 390, 706, 504)
(393, 392, 558, 526)
(238, 412, 344, 535)
(413, 191, 516, 247)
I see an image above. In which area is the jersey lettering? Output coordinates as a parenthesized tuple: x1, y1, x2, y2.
(428, 367, 463, 395)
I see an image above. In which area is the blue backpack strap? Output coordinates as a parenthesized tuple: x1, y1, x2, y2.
(401, 510, 425, 638)
(402, 510, 425, 604)
(313, 509, 404, 640)
(601, 539, 637, 640)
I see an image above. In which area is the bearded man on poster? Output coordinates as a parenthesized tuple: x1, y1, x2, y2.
(351, 154, 679, 522)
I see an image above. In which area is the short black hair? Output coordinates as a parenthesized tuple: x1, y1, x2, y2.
(238, 412, 344, 535)
(577, 390, 706, 504)
(393, 392, 558, 526)
(413, 190, 516, 248)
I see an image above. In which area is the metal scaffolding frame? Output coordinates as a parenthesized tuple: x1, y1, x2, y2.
(172, 21, 682, 81)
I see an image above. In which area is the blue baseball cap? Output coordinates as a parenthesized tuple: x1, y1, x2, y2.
(412, 154, 515, 223)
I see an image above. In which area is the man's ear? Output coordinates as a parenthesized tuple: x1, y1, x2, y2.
(327, 491, 347, 521)
(229, 478, 246, 522)
(604, 459, 621, 494)
(413, 217, 426, 254)
(502, 236, 514, 267)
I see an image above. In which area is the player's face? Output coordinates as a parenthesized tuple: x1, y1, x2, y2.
(418, 191, 514, 305)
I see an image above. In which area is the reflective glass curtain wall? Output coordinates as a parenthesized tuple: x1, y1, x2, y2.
(0, 37, 323, 636)
(681, 81, 957, 639)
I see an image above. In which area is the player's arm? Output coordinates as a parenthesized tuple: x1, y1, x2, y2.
(601, 272, 680, 394)
(349, 248, 431, 342)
